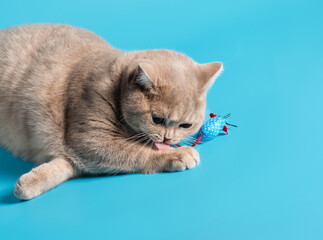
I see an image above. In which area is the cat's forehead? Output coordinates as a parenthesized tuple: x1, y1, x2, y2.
(138, 50, 206, 118)
(151, 90, 202, 120)
(150, 66, 203, 114)
(152, 59, 196, 80)
(141, 51, 197, 80)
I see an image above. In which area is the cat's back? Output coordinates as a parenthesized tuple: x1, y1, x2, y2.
(0, 24, 111, 77)
(0, 24, 112, 98)
(0, 24, 113, 161)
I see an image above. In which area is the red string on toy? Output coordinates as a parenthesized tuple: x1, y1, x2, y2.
(210, 113, 217, 118)
(191, 135, 202, 147)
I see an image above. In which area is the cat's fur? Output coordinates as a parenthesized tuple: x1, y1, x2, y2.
(0, 24, 223, 200)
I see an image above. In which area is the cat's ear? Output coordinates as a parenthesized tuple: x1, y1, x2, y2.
(133, 64, 154, 91)
(199, 62, 223, 90)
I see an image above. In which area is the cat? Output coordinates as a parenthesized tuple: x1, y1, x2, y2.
(0, 24, 223, 200)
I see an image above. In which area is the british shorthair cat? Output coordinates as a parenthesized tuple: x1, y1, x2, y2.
(0, 24, 223, 200)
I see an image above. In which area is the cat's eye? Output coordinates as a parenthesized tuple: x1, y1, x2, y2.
(179, 123, 192, 128)
(152, 116, 165, 125)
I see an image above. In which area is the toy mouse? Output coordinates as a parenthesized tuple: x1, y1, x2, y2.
(173, 113, 237, 148)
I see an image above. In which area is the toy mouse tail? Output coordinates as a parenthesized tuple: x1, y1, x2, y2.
(223, 113, 238, 128)
(226, 122, 238, 128)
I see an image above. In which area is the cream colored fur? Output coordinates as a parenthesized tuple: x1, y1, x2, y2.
(0, 24, 223, 200)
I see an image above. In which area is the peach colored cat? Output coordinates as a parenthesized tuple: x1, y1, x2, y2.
(0, 24, 222, 200)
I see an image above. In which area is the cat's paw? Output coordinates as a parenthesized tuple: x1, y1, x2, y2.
(14, 170, 42, 200)
(164, 146, 200, 172)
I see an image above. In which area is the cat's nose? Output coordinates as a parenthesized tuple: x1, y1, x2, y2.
(163, 138, 172, 145)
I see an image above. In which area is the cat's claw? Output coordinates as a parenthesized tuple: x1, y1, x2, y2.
(14, 171, 41, 200)
(14, 158, 75, 200)
(164, 146, 200, 172)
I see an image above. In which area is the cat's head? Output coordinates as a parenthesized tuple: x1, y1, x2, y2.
(120, 50, 222, 147)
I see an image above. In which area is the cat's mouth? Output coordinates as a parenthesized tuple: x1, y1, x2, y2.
(154, 142, 172, 150)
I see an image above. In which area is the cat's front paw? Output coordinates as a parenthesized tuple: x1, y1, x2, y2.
(14, 170, 42, 200)
(164, 146, 200, 172)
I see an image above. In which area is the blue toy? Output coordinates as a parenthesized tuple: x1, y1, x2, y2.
(173, 113, 237, 147)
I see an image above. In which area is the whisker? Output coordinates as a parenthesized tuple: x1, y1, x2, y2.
(119, 136, 150, 161)
(183, 139, 197, 144)
(126, 136, 149, 149)
(182, 137, 197, 143)
(177, 140, 193, 147)
(181, 140, 196, 146)
(132, 138, 151, 161)
(121, 135, 150, 155)
(184, 138, 196, 143)
(145, 140, 154, 163)
(184, 135, 198, 140)
(124, 132, 148, 141)
(181, 137, 196, 142)
(126, 132, 149, 140)
(115, 114, 126, 126)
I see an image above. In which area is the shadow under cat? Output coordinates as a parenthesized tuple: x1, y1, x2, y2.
(0, 148, 33, 204)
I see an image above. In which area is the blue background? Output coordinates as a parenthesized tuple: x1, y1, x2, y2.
(0, 0, 322, 239)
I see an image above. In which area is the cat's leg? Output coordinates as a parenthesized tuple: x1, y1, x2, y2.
(14, 157, 76, 200)
(144, 146, 200, 173)
(134, 147, 200, 173)
(137, 146, 200, 174)
(72, 135, 200, 175)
